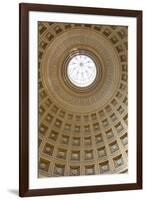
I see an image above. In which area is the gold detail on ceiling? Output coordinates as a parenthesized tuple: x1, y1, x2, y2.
(38, 22, 128, 177)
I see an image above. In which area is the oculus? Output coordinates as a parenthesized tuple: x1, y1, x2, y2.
(67, 54, 97, 88)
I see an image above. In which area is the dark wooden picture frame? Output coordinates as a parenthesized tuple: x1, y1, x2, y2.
(19, 3, 142, 197)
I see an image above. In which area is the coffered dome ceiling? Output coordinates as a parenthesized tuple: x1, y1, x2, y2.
(38, 22, 128, 177)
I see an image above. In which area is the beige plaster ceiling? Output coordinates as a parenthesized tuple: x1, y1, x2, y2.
(38, 22, 128, 177)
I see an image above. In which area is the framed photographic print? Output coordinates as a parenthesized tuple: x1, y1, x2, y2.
(19, 3, 142, 197)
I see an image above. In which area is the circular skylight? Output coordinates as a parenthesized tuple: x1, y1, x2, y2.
(67, 54, 97, 88)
